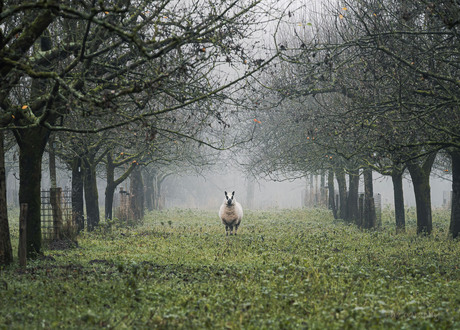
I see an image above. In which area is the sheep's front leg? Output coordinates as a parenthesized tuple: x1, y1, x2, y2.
(234, 224, 239, 235)
(225, 225, 229, 236)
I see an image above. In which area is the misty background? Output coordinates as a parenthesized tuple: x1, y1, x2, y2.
(5, 162, 450, 212)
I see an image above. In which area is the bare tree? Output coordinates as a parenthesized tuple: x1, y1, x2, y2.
(0, 0, 282, 259)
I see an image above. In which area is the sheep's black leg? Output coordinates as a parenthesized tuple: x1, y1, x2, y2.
(234, 224, 239, 235)
(229, 225, 233, 235)
(225, 225, 229, 236)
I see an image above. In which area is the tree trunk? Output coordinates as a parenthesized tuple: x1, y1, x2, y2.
(335, 169, 347, 219)
(347, 169, 359, 223)
(50, 188, 62, 240)
(391, 171, 405, 233)
(83, 159, 99, 231)
(104, 154, 137, 220)
(10, 29, 53, 257)
(153, 174, 160, 210)
(49, 134, 61, 239)
(448, 149, 460, 239)
(15, 127, 49, 258)
(144, 171, 154, 212)
(0, 132, 13, 265)
(49, 134, 57, 189)
(71, 157, 84, 232)
(105, 183, 116, 221)
(363, 168, 376, 229)
(407, 153, 436, 235)
(328, 170, 337, 219)
(129, 166, 144, 221)
(105, 157, 115, 220)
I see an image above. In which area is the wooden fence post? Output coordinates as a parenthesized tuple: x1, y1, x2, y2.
(19, 203, 28, 268)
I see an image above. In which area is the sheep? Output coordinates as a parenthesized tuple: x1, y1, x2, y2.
(219, 191, 243, 236)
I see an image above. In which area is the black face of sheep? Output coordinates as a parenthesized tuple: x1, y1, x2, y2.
(219, 191, 243, 236)
(225, 191, 235, 206)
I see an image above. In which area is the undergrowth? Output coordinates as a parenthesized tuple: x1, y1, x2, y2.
(0, 208, 459, 329)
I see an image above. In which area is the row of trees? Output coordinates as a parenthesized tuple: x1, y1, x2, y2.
(0, 0, 284, 264)
(241, 0, 459, 237)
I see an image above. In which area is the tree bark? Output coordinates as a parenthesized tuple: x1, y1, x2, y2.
(0, 131, 13, 265)
(129, 166, 144, 221)
(105, 156, 115, 220)
(49, 134, 57, 189)
(328, 170, 338, 219)
(347, 168, 359, 223)
(391, 171, 405, 233)
(335, 168, 347, 219)
(407, 153, 436, 235)
(15, 127, 49, 258)
(363, 168, 376, 229)
(83, 158, 99, 231)
(72, 157, 84, 232)
(448, 149, 460, 239)
(105, 184, 116, 220)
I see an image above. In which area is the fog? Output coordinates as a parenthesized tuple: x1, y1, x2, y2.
(5, 159, 451, 211)
(161, 169, 453, 210)
(162, 171, 305, 210)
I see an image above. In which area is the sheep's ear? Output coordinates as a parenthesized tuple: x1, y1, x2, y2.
(232, 191, 235, 197)
(224, 191, 228, 199)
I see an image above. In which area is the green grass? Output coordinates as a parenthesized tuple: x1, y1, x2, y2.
(1, 208, 459, 329)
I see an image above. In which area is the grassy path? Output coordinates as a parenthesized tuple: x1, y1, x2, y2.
(1, 208, 459, 329)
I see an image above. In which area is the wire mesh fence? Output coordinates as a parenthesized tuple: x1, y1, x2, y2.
(40, 188, 73, 240)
